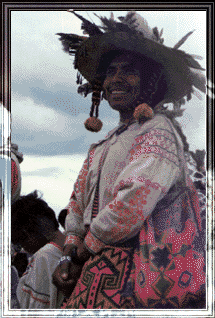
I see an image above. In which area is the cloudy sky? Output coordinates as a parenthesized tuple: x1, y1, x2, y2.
(7, 8, 207, 217)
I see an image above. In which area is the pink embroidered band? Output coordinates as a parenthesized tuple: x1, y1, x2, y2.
(84, 231, 106, 254)
(65, 234, 83, 246)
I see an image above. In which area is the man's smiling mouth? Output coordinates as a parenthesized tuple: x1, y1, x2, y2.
(111, 90, 127, 94)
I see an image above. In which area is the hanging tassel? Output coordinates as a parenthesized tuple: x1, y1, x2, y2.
(84, 84, 103, 132)
(84, 117, 103, 132)
(133, 103, 154, 122)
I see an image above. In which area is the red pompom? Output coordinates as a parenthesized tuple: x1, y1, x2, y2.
(133, 103, 154, 121)
(84, 117, 103, 132)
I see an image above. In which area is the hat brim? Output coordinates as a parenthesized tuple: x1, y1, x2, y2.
(75, 32, 203, 103)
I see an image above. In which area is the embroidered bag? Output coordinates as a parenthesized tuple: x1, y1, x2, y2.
(126, 118, 206, 309)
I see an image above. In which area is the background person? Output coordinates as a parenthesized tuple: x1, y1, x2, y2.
(11, 190, 65, 309)
(11, 243, 21, 309)
(1, 95, 24, 309)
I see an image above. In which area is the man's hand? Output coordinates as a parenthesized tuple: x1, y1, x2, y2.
(52, 260, 83, 299)
(52, 244, 83, 298)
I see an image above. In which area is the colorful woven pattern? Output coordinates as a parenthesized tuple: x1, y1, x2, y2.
(63, 247, 134, 309)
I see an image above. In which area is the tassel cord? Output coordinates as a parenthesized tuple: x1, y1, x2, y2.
(95, 104, 99, 118)
(90, 103, 95, 117)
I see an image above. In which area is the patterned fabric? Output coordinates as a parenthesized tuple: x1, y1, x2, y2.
(62, 246, 134, 309)
(11, 266, 20, 308)
(65, 234, 83, 246)
(0, 146, 22, 207)
(64, 114, 206, 309)
(65, 115, 181, 250)
(63, 180, 205, 309)
(11, 159, 19, 202)
(127, 182, 205, 309)
(17, 243, 64, 309)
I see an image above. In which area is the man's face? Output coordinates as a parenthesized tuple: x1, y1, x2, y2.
(103, 54, 141, 113)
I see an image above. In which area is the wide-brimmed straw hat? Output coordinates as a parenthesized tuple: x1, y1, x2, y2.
(57, 11, 206, 131)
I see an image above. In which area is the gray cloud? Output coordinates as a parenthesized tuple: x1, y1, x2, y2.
(11, 93, 119, 155)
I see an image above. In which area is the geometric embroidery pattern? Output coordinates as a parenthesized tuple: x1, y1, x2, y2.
(132, 223, 206, 309)
(63, 247, 134, 309)
(151, 274, 175, 297)
(151, 246, 171, 269)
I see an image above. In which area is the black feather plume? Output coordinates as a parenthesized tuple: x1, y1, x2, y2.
(94, 12, 137, 33)
(173, 31, 194, 50)
(69, 10, 103, 36)
(172, 48, 205, 70)
(57, 33, 86, 54)
(56, 33, 73, 53)
(94, 13, 117, 32)
(121, 11, 136, 24)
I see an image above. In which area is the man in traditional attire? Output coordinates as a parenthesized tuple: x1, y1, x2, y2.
(53, 11, 206, 309)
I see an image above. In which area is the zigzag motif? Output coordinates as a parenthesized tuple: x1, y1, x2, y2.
(72, 298, 87, 309)
(107, 247, 132, 266)
(119, 297, 136, 309)
(67, 288, 89, 309)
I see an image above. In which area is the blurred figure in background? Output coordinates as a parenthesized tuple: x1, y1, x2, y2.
(1, 93, 24, 210)
(1, 94, 24, 309)
(11, 243, 21, 309)
(11, 191, 65, 309)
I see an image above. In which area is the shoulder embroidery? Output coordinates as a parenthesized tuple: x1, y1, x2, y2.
(130, 128, 179, 166)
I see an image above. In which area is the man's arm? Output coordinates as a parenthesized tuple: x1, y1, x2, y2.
(84, 125, 181, 254)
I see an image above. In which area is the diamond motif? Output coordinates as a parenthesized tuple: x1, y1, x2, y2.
(174, 244, 191, 258)
(152, 274, 175, 297)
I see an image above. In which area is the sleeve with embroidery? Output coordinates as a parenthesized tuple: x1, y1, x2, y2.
(65, 152, 93, 246)
(16, 252, 55, 309)
(84, 126, 181, 254)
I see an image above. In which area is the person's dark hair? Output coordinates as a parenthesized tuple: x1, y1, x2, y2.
(12, 252, 28, 277)
(11, 190, 59, 244)
(173, 121, 189, 152)
(58, 209, 67, 229)
(139, 59, 167, 109)
(190, 149, 206, 171)
(157, 108, 190, 152)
